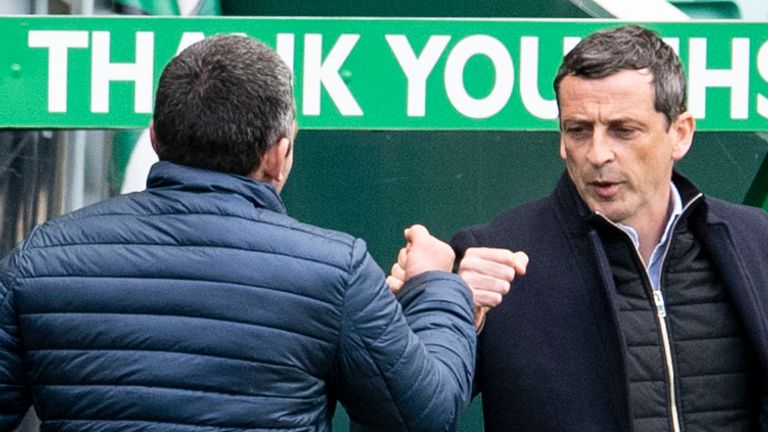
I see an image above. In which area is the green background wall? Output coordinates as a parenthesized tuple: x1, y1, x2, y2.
(285, 131, 768, 263)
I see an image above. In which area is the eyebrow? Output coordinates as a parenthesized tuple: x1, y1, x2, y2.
(560, 118, 592, 127)
(562, 116, 642, 126)
(605, 118, 646, 130)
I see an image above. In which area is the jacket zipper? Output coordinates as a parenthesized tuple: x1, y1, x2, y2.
(597, 193, 700, 432)
(652, 286, 680, 432)
(629, 230, 681, 432)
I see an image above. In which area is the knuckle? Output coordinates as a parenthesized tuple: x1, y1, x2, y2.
(499, 281, 511, 295)
(505, 268, 517, 281)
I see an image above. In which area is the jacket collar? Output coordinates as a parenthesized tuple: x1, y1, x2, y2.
(672, 171, 704, 211)
(552, 172, 593, 235)
(553, 170, 704, 234)
(146, 161, 287, 214)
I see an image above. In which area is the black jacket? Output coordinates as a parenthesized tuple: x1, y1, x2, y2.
(451, 172, 768, 431)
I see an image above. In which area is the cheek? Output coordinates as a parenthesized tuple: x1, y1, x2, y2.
(624, 145, 672, 186)
(639, 141, 674, 168)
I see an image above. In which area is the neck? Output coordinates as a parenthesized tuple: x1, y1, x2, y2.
(631, 187, 676, 266)
(636, 224, 663, 266)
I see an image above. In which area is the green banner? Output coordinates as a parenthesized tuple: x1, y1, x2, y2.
(3, 17, 768, 130)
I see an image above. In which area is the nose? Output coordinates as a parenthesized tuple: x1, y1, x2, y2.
(586, 130, 614, 166)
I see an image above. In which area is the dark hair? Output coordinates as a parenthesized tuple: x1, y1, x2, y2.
(152, 35, 294, 176)
(553, 25, 686, 127)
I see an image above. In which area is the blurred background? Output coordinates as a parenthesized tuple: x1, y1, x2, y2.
(3, 0, 768, 430)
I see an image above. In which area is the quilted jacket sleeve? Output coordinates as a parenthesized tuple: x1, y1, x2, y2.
(336, 239, 476, 431)
(0, 253, 31, 430)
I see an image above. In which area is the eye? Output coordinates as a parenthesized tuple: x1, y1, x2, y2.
(611, 126, 637, 140)
(564, 125, 591, 141)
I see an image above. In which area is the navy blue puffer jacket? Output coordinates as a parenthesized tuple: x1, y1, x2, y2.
(0, 161, 476, 431)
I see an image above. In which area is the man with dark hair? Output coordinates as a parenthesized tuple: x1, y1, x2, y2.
(0, 35, 477, 431)
(446, 25, 768, 430)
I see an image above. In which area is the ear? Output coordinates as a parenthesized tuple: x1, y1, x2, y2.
(149, 121, 159, 155)
(559, 135, 567, 161)
(256, 137, 291, 184)
(670, 111, 695, 161)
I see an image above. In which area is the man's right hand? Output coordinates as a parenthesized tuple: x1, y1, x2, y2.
(386, 225, 455, 294)
(458, 247, 529, 328)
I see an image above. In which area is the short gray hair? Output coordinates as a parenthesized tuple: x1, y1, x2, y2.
(153, 35, 295, 176)
(553, 25, 686, 128)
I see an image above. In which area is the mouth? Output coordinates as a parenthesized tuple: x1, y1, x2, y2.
(589, 180, 621, 199)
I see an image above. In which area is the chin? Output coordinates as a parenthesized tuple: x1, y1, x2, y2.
(588, 203, 626, 223)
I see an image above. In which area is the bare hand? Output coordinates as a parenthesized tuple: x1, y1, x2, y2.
(458, 247, 529, 327)
(386, 247, 408, 293)
(386, 225, 455, 293)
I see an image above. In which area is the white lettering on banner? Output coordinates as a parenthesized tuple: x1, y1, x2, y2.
(91, 31, 154, 114)
(303, 34, 363, 116)
(662, 38, 681, 55)
(444, 35, 514, 119)
(520, 37, 557, 119)
(176, 32, 248, 55)
(276, 33, 295, 73)
(386, 35, 451, 117)
(688, 37, 750, 120)
(563, 37, 581, 55)
(176, 32, 206, 54)
(757, 40, 768, 119)
(22, 27, 768, 127)
(28, 30, 89, 113)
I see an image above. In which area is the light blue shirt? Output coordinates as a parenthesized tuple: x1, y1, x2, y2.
(616, 183, 683, 291)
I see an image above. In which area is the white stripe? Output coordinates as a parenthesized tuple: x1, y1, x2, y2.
(176, 0, 202, 16)
(591, 0, 690, 20)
